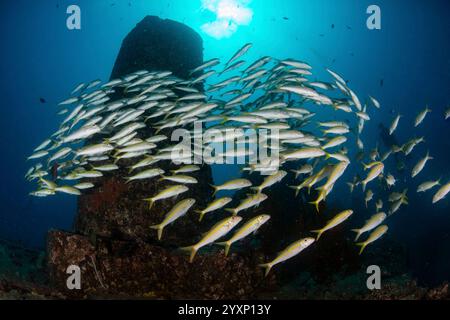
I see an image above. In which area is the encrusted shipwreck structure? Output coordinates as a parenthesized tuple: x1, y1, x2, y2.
(45, 16, 275, 299)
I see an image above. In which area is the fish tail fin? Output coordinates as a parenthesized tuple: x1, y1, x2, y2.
(361, 182, 367, 192)
(180, 246, 198, 263)
(351, 229, 362, 241)
(311, 229, 324, 240)
(216, 241, 231, 257)
(309, 200, 321, 213)
(194, 210, 206, 222)
(209, 184, 218, 196)
(143, 198, 155, 209)
(289, 186, 300, 197)
(291, 170, 300, 179)
(356, 242, 368, 255)
(220, 116, 229, 125)
(258, 263, 273, 277)
(150, 224, 164, 240)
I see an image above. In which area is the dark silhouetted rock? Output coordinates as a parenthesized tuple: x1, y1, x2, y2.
(110, 15, 203, 80)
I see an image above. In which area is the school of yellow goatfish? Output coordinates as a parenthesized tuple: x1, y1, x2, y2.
(25, 44, 449, 276)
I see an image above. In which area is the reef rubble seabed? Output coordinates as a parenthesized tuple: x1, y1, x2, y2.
(1, 237, 449, 300)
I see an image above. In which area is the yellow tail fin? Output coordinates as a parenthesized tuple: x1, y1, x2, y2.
(216, 241, 231, 256)
(351, 229, 362, 241)
(258, 263, 273, 277)
(180, 246, 198, 263)
(309, 200, 321, 213)
(311, 229, 324, 240)
(194, 210, 206, 222)
(150, 224, 164, 240)
(209, 184, 218, 197)
(356, 242, 367, 255)
(289, 186, 300, 197)
(143, 198, 155, 209)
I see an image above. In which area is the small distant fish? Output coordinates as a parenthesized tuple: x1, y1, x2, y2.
(365, 190, 374, 208)
(414, 107, 431, 127)
(291, 164, 313, 179)
(385, 173, 396, 188)
(39, 97, 46, 103)
(417, 179, 441, 193)
(375, 199, 383, 212)
(361, 162, 384, 191)
(432, 182, 450, 204)
(369, 96, 380, 109)
(411, 151, 433, 178)
(389, 114, 402, 135)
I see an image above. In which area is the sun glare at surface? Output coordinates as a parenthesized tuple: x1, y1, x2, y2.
(201, 0, 253, 39)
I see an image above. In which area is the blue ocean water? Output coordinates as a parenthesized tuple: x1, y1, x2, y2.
(0, 0, 449, 286)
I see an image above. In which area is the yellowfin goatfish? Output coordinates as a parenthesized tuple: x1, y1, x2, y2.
(259, 237, 315, 276)
(217, 214, 271, 256)
(150, 199, 196, 240)
(351, 212, 387, 241)
(311, 210, 354, 240)
(181, 216, 242, 262)
(356, 225, 388, 255)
